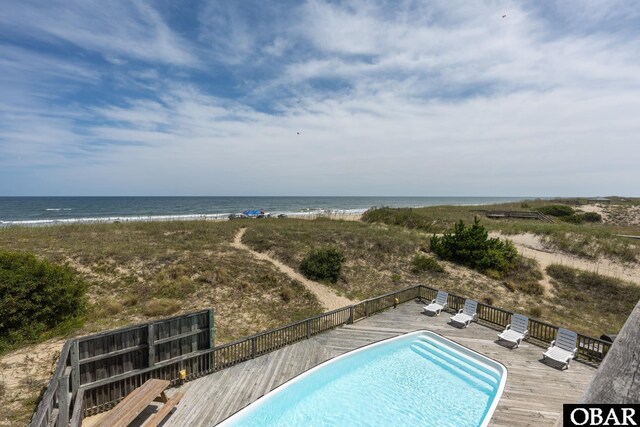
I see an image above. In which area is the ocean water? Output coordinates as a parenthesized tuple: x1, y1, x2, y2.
(0, 196, 529, 226)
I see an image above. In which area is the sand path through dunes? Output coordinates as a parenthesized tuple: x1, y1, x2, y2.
(491, 232, 640, 285)
(231, 228, 354, 311)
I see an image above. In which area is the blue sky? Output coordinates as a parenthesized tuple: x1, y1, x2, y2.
(1, 0, 639, 196)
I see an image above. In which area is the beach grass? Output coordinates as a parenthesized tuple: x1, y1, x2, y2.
(241, 217, 635, 336)
(545, 264, 640, 334)
(1, 214, 637, 341)
(0, 220, 323, 348)
(361, 201, 640, 263)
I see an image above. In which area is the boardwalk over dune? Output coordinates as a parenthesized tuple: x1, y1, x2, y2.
(162, 301, 595, 427)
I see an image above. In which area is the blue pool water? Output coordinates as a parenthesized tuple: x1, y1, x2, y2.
(218, 331, 507, 427)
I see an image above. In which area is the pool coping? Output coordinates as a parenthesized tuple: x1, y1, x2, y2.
(216, 330, 508, 426)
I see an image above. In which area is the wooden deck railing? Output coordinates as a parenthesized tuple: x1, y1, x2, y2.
(472, 210, 555, 223)
(419, 284, 612, 364)
(31, 284, 612, 426)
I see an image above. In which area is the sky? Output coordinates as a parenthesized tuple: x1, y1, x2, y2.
(1, 0, 639, 196)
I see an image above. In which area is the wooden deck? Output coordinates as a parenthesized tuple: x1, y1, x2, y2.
(159, 300, 595, 426)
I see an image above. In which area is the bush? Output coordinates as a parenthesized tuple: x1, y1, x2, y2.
(560, 214, 584, 224)
(411, 255, 445, 273)
(429, 218, 518, 277)
(300, 247, 345, 283)
(535, 205, 575, 217)
(582, 212, 602, 222)
(559, 212, 601, 224)
(0, 251, 87, 352)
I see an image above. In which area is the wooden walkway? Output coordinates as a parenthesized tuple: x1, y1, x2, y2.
(160, 300, 595, 426)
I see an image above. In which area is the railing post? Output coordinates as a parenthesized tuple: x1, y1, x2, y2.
(70, 339, 80, 394)
(251, 337, 257, 359)
(365, 300, 369, 317)
(348, 306, 354, 324)
(306, 319, 311, 339)
(58, 368, 70, 427)
(148, 323, 155, 368)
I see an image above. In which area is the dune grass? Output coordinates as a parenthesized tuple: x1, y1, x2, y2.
(0, 220, 324, 347)
(361, 201, 640, 263)
(545, 264, 640, 335)
(0, 220, 326, 426)
(241, 217, 638, 338)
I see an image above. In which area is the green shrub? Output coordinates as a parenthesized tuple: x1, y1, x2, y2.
(300, 247, 345, 283)
(560, 214, 584, 224)
(411, 255, 445, 273)
(535, 205, 575, 217)
(559, 212, 601, 224)
(429, 218, 518, 277)
(582, 212, 602, 222)
(0, 251, 87, 352)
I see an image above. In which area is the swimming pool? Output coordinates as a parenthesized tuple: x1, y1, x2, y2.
(217, 331, 507, 426)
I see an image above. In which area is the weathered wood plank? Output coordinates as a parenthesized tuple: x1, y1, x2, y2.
(94, 379, 170, 427)
(581, 299, 640, 404)
(155, 302, 595, 427)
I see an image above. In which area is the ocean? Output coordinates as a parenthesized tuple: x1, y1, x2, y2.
(0, 196, 530, 226)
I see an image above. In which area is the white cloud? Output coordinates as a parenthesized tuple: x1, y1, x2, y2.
(0, 0, 198, 66)
(1, 0, 639, 196)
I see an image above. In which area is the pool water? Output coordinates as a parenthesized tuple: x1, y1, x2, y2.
(218, 331, 507, 427)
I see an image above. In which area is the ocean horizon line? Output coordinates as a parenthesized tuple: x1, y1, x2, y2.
(0, 196, 535, 226)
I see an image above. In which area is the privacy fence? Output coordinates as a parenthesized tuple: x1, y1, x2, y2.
(30, 284, 611, 427)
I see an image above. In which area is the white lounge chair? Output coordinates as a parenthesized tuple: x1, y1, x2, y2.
(423, 291, 449, 316)
(497, 313, 529, 348)
(449, 299, 478, 328)
(543, 328, 578, 369)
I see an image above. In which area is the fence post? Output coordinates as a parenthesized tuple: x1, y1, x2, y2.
(365, 300, 369, 317)
(208, 308, 215, 372)
(148, 323, 155, 368)
(191, 317, 198, 353)
(70, 339, 80, 394)
(207, 309, 215, 349)
(307, 319, 311, 339)
(348, 306, 354, 324)
(58, 368, 70, 427)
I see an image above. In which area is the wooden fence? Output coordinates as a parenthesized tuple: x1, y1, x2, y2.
(31, 284, 612, 426)
(29, 309, 214, 427)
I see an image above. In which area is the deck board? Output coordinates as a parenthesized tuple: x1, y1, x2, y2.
(152, 300, 595, 426)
